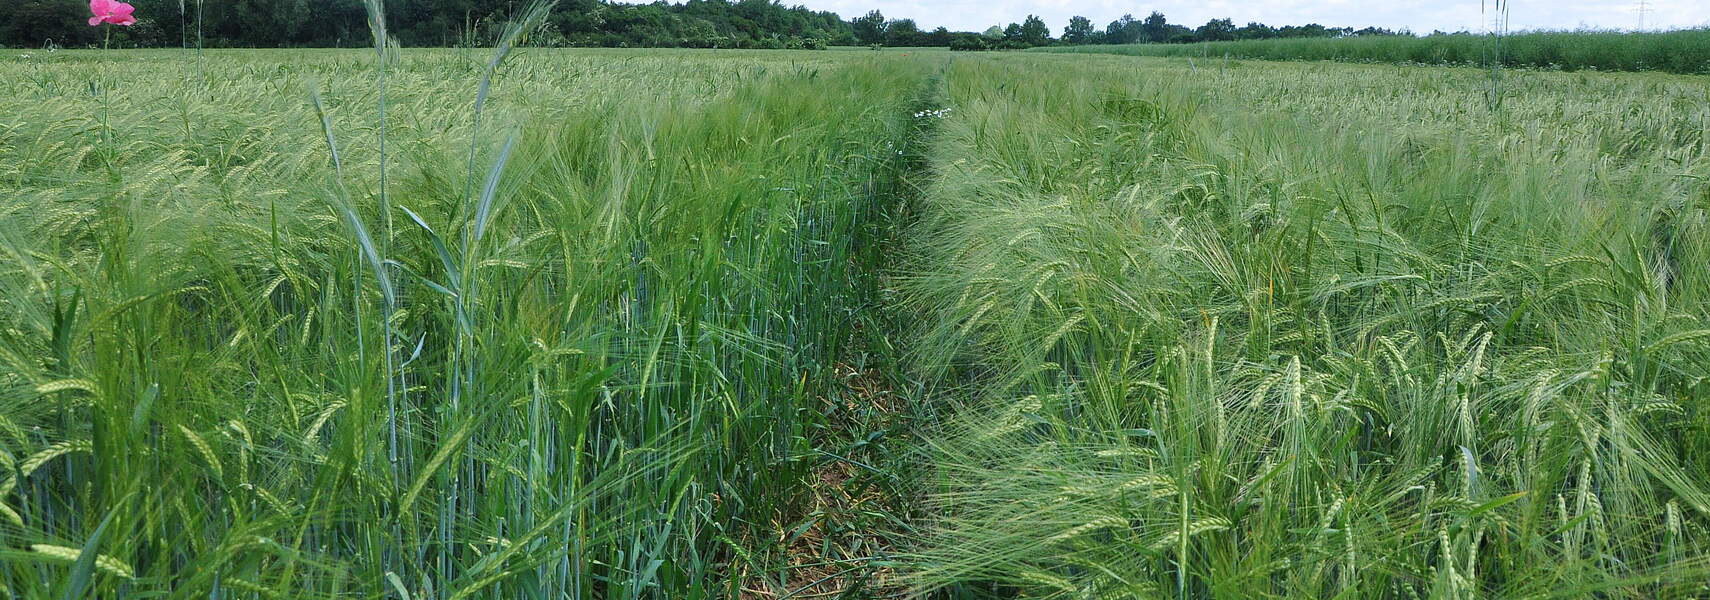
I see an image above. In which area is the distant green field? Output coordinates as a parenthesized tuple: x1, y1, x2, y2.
(3, 39, 1710, 600)
(1037, 28, 1710, 74)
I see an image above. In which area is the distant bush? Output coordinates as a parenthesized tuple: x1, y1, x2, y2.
(1037, 28, 1710, 75)
(948, 33, 989, 51)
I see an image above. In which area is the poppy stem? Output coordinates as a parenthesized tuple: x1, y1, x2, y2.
(100, 28, 111, 170)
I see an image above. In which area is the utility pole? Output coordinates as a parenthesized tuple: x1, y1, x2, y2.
(1636, 0, 1651, 31)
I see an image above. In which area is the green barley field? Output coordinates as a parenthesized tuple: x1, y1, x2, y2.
(1037, 29, 1710, 75)
(3, 32, 1710, 600)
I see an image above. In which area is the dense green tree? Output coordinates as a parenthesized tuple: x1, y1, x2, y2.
(1104, 14, 1138, 44)
(948, 31, 987, 50)
(885, 18, 919, 46)
(1062, 15, 1093, 44)
(1235, 21, 1276, 40)
(1352, 26, 1400, 36)
(851, 9, 885, 45)
(1278, 23, 1333, 38)
(233, 0, 312, 45)
(1018, 14, 1049, 46)
(1, 0, 97, 47)
(924, 26, 951, 46)
(1195, 18, 1235, 42)
(1140, 11, 1170, 43)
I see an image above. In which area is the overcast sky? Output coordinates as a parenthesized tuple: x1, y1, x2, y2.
(792, 0, 1710, 35)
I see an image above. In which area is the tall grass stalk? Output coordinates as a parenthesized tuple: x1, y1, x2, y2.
(1483, 0, 1510, 110)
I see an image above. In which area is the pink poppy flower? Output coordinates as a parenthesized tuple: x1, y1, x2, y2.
(88, 0, 137, 27)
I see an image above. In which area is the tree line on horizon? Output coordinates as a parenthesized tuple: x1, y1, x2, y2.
(902, 11, 1410, 51)
(0, 0, 1412, 50)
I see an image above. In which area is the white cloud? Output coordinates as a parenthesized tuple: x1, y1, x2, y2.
(794, 0, 1710, 35)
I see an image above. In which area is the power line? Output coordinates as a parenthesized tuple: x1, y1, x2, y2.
(1635, 0, 1651, 31)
